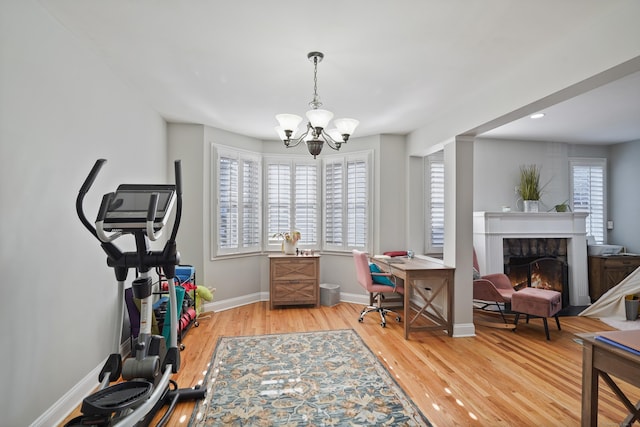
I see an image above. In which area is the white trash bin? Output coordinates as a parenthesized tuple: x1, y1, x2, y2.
(320, 283, 340, 307)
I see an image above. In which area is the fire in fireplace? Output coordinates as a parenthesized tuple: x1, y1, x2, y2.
(503, 238, 570, 307)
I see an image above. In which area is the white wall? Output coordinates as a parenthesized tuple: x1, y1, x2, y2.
(609, 140, 640, 252)
(0, 2, 167, 425)
(473, 138, 612, 212)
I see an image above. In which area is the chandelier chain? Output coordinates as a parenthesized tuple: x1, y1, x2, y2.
(310, 56, 322, 110)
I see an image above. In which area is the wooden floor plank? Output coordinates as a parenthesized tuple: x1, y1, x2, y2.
(61, 302, 640, 426)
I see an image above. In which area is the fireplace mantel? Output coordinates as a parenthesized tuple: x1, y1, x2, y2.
(473, 211, 590, 306)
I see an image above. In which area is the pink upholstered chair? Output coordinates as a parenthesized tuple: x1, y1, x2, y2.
(352, 250, 404, 328)
(473, 249, 516, 328)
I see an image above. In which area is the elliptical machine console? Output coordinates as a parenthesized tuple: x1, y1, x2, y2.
(70, 159, 205, 427)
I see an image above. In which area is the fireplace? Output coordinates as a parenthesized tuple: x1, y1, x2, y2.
(503, 238, 570, 307)
(473, 212, 590, 306)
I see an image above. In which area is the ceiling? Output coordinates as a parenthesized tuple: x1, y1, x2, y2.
(39, 1, 640, 145)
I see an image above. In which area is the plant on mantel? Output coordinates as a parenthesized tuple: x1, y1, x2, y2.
(517, 164, 545, 201)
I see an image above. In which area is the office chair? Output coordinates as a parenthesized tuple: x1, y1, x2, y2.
(352, 250, 405, 327)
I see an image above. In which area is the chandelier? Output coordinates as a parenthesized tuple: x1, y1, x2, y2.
(275, 52, 359, 159)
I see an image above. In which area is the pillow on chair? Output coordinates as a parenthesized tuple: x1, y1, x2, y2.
(369, 263, 395, 286)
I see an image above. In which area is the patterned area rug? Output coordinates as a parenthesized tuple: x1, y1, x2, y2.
(189, 329, 431, 426)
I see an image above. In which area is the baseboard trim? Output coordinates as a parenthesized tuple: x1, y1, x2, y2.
(33, 342, 130, 426)
(453, 323, 476, 337)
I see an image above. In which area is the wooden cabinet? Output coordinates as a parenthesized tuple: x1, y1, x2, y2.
(588, 255, 640, 302)
(269, 254, 320, 308)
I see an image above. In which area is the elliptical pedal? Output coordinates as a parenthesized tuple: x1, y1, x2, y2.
(81, 380, 153, 416)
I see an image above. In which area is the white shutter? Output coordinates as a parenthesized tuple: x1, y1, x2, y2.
(265, 157, 320, 249)
(347, 159, 367, 247)
(214, 145, 262, 255)
(218, 155, 238, 249)
(570, 158, 606, 244)
(427, 156, 445, 251)
(295, 164, 318, 245)
(242, 158, 260, 247)
(323, 151, 370, 251)
(324, 160, 343, 246)
(267, 162, 291, 243)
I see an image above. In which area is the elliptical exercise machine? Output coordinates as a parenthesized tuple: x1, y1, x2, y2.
(69, 159, 205, 426)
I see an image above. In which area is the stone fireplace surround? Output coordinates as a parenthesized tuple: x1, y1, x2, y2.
(473, 211, 590, 306)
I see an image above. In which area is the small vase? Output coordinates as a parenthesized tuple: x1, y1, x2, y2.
(283, 241, 296, 255)
(523, 200, 539, 213)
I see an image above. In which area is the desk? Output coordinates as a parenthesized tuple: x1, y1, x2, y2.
(370, 257, 455, 339)
(578, 332, 640, 426)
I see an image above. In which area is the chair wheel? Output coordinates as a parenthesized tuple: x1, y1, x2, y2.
(179, 344, 185, 351)
(381, 322, 386, 328)
(396, 316, 401, 322)
(358, 318, 363, 323)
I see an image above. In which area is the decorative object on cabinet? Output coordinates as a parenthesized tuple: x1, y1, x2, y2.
(269, 254, 320, 308)
(588, 255, 640, 302)
(272, 230, 301, 255)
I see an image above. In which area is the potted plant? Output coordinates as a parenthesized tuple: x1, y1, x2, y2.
(517, 164, 545, 212)
(273, 230, 301, 254)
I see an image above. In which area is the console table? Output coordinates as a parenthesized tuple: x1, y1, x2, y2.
(269, 254, 320, 309)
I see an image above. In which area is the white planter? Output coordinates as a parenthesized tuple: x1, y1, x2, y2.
(283, 241, 297, 255)
(523, 200, 539, 212)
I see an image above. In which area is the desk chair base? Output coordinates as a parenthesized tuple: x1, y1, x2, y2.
(359, 293, 402, 328)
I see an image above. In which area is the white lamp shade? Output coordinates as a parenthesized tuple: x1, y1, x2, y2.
(333, 118, 359, 136)
(325, 128, 343, 141)
(276, 114, 303, 131)
(274, 126, 288, 141)
(306, 109, 333, 129)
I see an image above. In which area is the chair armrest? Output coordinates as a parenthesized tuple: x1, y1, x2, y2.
(473, 278, 513, 303)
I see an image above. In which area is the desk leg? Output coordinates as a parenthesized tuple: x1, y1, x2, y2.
(404, 281, 410, 340)
(581, 342, 598, 427)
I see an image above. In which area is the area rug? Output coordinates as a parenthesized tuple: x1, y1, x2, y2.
(189, 329, 431, 426)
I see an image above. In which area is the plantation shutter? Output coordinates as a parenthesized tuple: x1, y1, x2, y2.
(267, 162, 291, 243)
(242, 158, 260, 247)
(218, 156, 239, 249)
(428, 157, 445, 249)
(570, 159, 605, 244)
(295, 164, 318, 245)
(347, 159, 367, 248)
(324, 160, 344, 246)
(215, 145, 262, 255)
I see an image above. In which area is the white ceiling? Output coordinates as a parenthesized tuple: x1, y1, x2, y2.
(39, 1, 640, 145)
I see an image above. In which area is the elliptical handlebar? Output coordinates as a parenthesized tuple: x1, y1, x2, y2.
(76, 158, 107, 241)
(169, 160, 182, 243)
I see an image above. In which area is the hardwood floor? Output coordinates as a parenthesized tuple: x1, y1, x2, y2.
(62, 302, 640, 426)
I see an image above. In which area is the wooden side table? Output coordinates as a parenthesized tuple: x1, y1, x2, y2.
(269, 254, 320, 309)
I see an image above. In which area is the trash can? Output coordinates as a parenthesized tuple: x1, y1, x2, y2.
(320, 283, 340, 307)
(625, 299, 639, 321)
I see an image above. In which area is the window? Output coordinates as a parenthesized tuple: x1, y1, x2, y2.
(265, 157, 320, 249)
(570, 158, 606, 244)
(323, 151, 371, 251)
(213, 145, 262, 255)
(425, 153, 444, 254)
